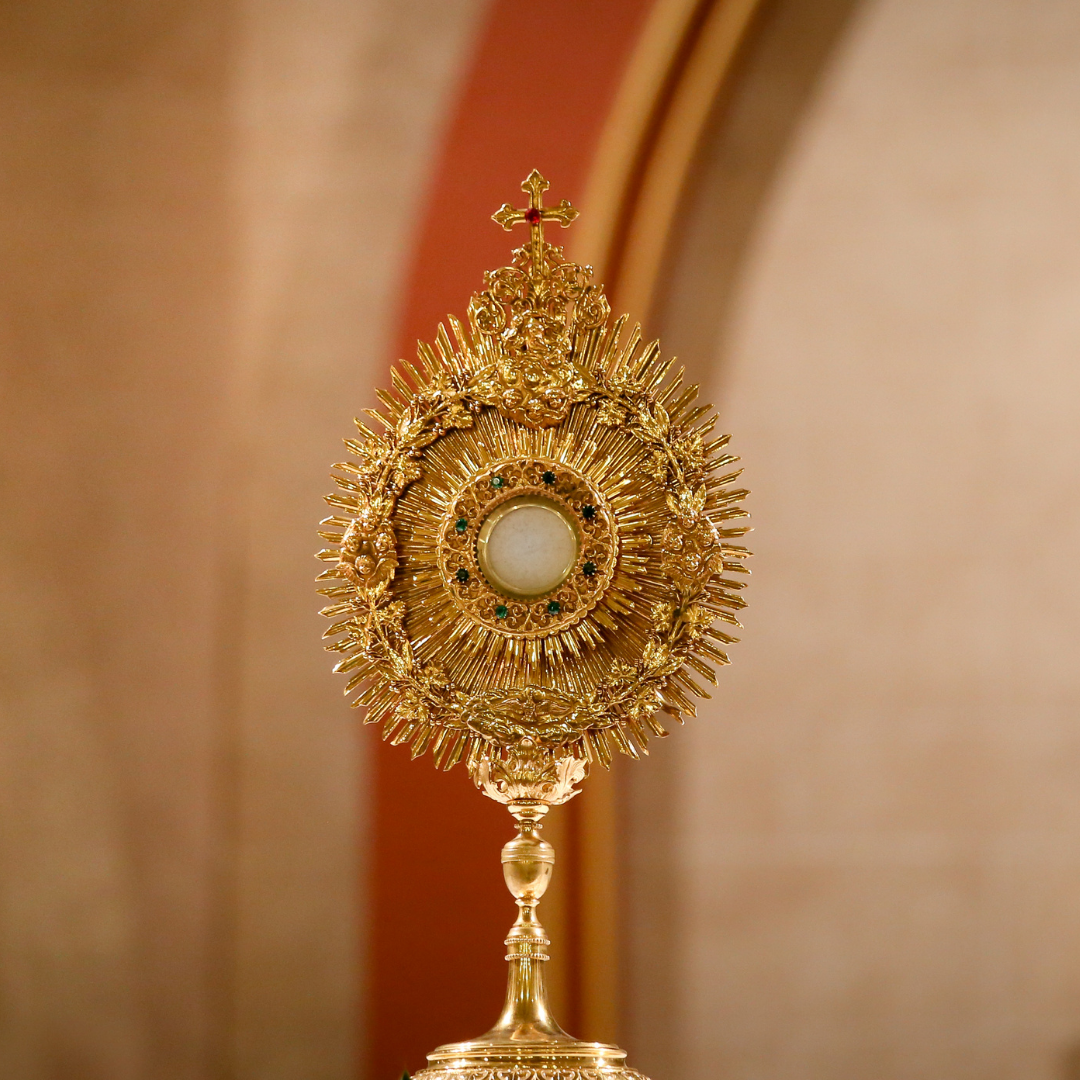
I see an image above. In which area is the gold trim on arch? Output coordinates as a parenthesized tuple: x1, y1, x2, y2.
(570, 0, 706, 276)
(572, 0, 765, 325)
(565, 0, 765, 1047)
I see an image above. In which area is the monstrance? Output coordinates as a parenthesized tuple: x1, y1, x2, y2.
(317, 171, 750, 1080)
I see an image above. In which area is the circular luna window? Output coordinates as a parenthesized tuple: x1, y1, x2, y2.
(477, 495, 579, 599)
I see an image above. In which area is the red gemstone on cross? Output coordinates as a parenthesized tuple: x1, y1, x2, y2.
(524, 207, 542, 225)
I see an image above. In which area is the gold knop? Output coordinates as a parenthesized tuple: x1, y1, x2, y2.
(470, 738, 589, 808)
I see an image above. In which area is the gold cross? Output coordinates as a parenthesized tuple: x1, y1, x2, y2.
(492, 169, 578, 277)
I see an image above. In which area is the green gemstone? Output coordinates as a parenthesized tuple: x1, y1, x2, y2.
(547, 600, 561, 615)
(582, 504, 596, 519)
(495, 604, 508, 619)
(454, 517, 468, 533)
(490, 476, 505, 489)
(456, 568, 469, 583)
(542, 470, 556, 485)
(583, 561, 597, 577)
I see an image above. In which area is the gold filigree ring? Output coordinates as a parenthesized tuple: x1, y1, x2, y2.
(436, 458, 619, 639)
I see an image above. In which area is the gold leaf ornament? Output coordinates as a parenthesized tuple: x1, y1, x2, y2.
(318, 171, 750, 778)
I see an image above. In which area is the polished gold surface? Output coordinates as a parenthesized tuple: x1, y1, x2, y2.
(317, 171, 751, 1080)
(318, 171, 749, 770)
(416, 741, 646, 1080)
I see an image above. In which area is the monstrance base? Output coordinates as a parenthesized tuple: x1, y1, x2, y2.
(416, 1036, 650, 1080)
(413, 774, 652, 1080)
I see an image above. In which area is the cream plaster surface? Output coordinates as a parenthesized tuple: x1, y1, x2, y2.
(0, 1, 485, 1077)
(630, 0, 1080, 1077)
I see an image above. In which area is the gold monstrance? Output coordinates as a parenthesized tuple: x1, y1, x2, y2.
(318, 171, 750, 1080)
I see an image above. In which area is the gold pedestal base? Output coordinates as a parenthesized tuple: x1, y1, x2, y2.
(414, 783, 650, 1080)
(417, 1038, 648, 1080)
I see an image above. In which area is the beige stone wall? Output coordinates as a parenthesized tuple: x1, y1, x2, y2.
(628, 0, 1080, 1077)
(0, 2, 485, 1077)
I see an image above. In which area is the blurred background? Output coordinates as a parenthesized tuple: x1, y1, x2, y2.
(3, 0, 1080, 1078)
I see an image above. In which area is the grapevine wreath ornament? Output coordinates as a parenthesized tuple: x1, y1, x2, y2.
(317, 171, 750, 775)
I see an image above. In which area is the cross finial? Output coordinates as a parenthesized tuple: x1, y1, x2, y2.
(492, 169, 578, 278)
